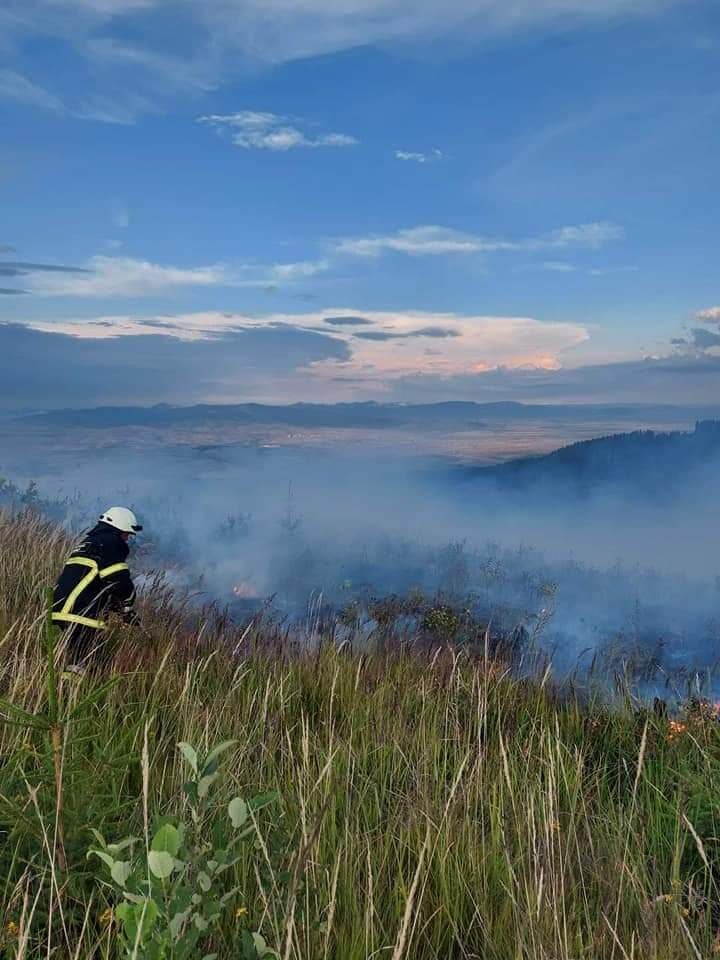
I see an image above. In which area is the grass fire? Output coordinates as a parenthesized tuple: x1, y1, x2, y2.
(2, 507, 720, 958)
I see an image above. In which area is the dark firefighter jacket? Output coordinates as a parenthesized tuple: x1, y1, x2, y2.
(52, 522, 136, 631)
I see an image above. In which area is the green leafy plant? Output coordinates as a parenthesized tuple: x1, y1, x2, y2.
(88, 739, 279, 960)
(0, 590, 121, 872)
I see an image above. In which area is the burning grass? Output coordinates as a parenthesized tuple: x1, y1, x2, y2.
(1, 509, 720, 958)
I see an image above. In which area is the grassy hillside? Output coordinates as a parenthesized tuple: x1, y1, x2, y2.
(1, 510, 720, 958)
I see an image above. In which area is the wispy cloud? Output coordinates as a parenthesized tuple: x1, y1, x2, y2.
(697, 306, 720, 323)
(0, 69, 66, 114)
(199, 111, 359, 151)
(53, 0, 688, 65)
(543, 222, 624, 249)
(335, 221, 624, 258)
(28, 256, 230, 297)
(539, 260, 637, 276)
(1, 1, 689, 125)
(335, 226, 492, 257)
(542, 261, 577, 272)
(0, 67, 155, 124)
(85, 37, 218, 93)
(269, 259, 330, 280)
(395, 149, 443, 163)
(24, 254, 330, 297)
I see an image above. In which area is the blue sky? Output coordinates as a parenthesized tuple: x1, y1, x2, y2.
(1, 0, 719, 408)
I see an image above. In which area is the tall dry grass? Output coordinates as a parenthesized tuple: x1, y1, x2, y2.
(1, 508, 719, 958)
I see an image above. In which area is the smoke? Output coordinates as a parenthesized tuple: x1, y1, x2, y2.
(2, 420, 719, 687)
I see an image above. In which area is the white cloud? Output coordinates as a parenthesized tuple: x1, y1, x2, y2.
(395, 149, 443, 163)
(28, 307, 589, 378)
(1, 1, 687, 122)
(0, 68, 66, 113)
(26, 255, 329, 297)
(335, 227, 494, 257)
(542, 261, 577, 272)
(697, 306, 720, 323)
(269, 259, 330, 280)
(199, 111, 358, 151)
(540, 221, 625, 249)
(116, 0, 688, 64)
(335, 221, 624, 258)
(85, 37, 218, 93)
(0, 67, 155, 123)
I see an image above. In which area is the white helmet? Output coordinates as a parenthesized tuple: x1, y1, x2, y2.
(99, 506, 143, 534)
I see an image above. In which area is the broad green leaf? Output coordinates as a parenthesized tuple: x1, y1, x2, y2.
(152, 823, 181, 857)
(202, 955, 218, 960)
(228, 797, 248, 829)
(87, 849, 115, 871)
(200, 739, 237, 777)
(122, 892, 146, 904)
(194, 913, 209, 932)
(170, 887, 192, 915)
(107, 837, 138, 857)
(198, 871, 212, 892)
(248, 791, 280, 812)
(220, 886, 241, 904)
(206, 898, 222, 920)
(169, 909, 190, 939)
(197, 772, 218, 798)
(184, 780, 199, 805)
(137, 899, 160, 940)
(178, 742, 198, 774)
(111, 860, 132, 887)
(145, 943, 162, 960)
(117, 899, 159, 944)
(252, 932, 276, 957)
(89, 828, 106, 848)
(116, 902, 138, 942)
(148, 850, 175, 879)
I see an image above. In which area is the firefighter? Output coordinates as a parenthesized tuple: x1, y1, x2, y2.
(52, 506, 142, 673)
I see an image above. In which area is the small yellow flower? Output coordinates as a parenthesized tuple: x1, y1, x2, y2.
(664, 895, 673, 904)
(5, 920, 19, 937)
(235, 906, 248, 920)
(681, 907, 690, 918)
(99, 908, 113, 926)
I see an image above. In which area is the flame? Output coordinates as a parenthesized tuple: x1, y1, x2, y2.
(667, 720, 688, 742)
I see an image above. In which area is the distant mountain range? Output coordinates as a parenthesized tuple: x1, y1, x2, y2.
(465, 420, 720, 496)
(20, 400, 720, 431)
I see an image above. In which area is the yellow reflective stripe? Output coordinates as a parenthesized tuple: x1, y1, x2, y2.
(65, 557, 98, 570)
(52, 612, 106, 630)
(99, 562, 129, 578)
(62, 568, 99, 616)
